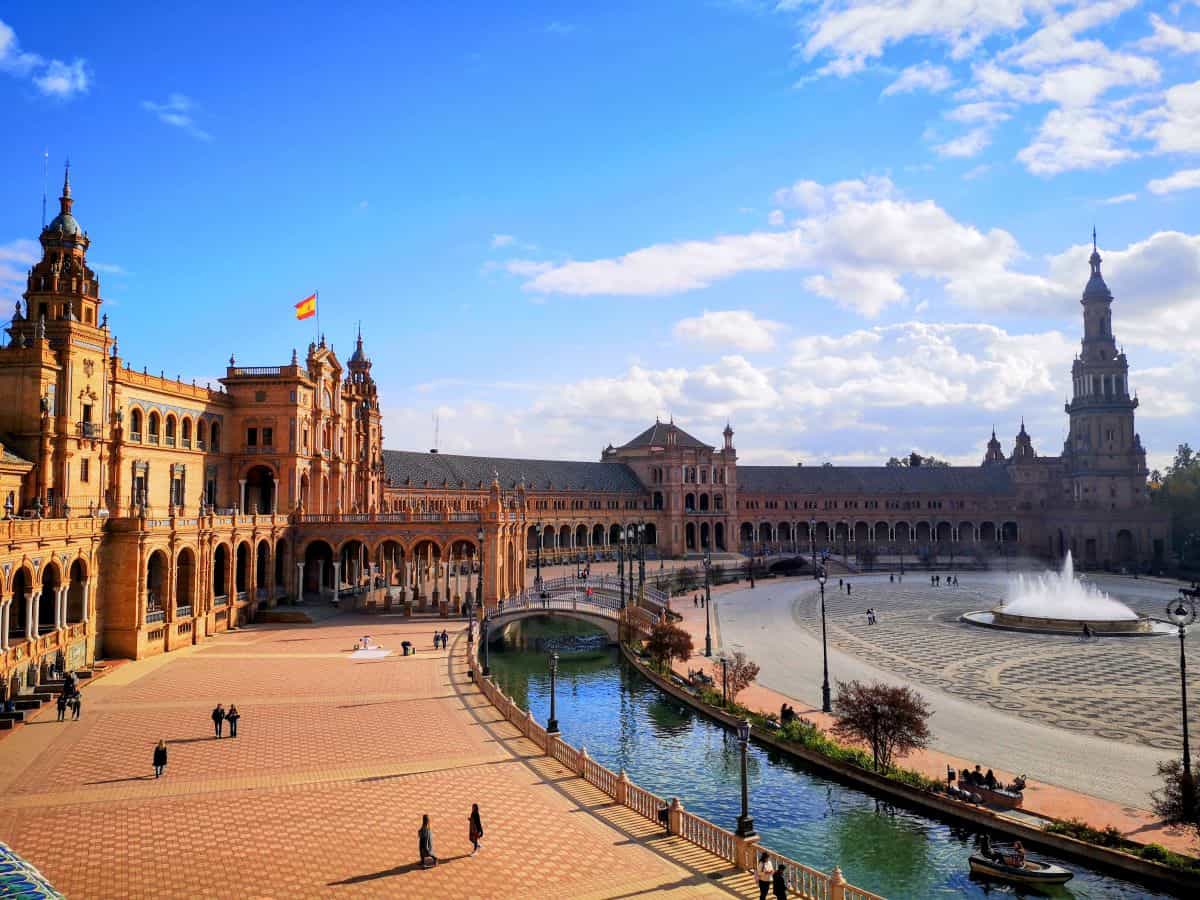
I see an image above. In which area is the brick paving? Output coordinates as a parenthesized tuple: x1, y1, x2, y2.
(0, 614, 748, 899)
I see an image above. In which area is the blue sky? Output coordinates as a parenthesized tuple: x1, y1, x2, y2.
(1, 2, 1198, 469)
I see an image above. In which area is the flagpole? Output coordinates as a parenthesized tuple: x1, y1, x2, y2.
(315, 290, 320, 344)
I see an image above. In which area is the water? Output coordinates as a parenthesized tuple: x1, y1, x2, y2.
(1003, 552, 1139, 621)
(487, 617, 1169, 899)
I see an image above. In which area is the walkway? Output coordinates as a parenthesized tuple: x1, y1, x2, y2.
(674, 580, 1199, 857)
(0, 613, 755, 898)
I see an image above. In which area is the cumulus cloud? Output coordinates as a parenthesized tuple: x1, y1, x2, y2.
(0, 238, 39, 305)
(1102, 193, 1138, 204)
(1149, 80, 1200, 153)
(674, 310, 785, 352)
(0, 18, 89, 98)
(1137, 13, 1200, 54)
(141, 94, 212, 141)
(1148, 168, 1200, 195)
(934, 127, 993, 158)
(882, 62, 954, 96)
(1016, 107, 1138, 175)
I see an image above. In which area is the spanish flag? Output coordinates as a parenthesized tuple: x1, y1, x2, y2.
(295, 293, 317, 321)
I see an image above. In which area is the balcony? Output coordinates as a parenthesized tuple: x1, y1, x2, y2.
(148, 434, 160, 445)
(76, 422, 99, 438)
(146, 608, 165, 624)
(214, 595, 229, 607)
(196, 439, 205, 450)
(175, 605, 192, 618)
(165, 436, 176, 447)
(131, 432, 143, 442)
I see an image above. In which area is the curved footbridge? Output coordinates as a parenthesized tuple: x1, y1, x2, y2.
(483, 575, 668, 644)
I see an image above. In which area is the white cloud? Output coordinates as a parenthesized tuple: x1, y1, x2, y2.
(504, 259, 554, 277)
(1148, 168, 1200, 195)
(545, 21, 576, 36)
(0, 18, 89, 98)
(491, 234, 515, 247)
(673, 310, 785, 352)
(141, 94, 212, 141)
(882, 62, 954, 97)
(0, 238, 39, 306)
(963, 164, 992, 180)
(89, 262, 128, 275)
(1017, 107, 1138, 175)
(767, 209, 785, 226)
(1138, 13, 1200, 54)
(935, 127, 993, 158)
(946, 101, 1013, 124)
(1102, 193, 1138, 204)
(1149, 80, 1200, 153)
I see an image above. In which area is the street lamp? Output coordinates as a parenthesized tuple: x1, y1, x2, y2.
(618, 528, 627, 611)
(720, 655, 729, 706)
(817, 566, 831, 714)
(810, 518, 817, 577)
(735, 718, 756, 837)
(703, 553, 712, 657)
(476, 527, 484, 613)
(547, 651, 560, 734)
(481, 617, 491, 677)
(628, 525, 637, 605)
(535, 522, 543, 592)
(1167, 593, 1197, 812)
(637, 521, 646, 600)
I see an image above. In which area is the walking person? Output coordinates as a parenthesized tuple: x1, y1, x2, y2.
(772, 863, 788, 899)
(56, 692, 68, 722)
(211, 703, 226, 738)
(419, 813, 437, 867)
(71, 693, 81, 720)
(153, 740, 168, 778)
(755, 851, 775, 900)
(440, 629, 448, 649)
(468, 803, 484, 855)
(226, 704, 240, 738)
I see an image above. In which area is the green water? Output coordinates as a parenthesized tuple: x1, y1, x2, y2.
(485, 617, 1170, 900)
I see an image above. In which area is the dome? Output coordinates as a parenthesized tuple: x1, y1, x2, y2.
(46, 212, 81, 236)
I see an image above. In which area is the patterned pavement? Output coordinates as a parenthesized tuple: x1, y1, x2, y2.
(0, 614, 747, 899)
(792, 572, 1195, 750)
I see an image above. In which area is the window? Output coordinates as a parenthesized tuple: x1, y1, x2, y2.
(247, 427, 258, 447)
(148, 412, 161, 444)
(210, 423, 221, 451)
(182, 418, 192, 448)
(263, 427, 273, 446)
(255, 390, 267, 402)
(80, 458, 90, 482)
(131, 409, 143, 441)
(82, 403, 93, 423)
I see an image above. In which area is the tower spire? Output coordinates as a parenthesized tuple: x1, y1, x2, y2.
(1092, 225, 1096, 254)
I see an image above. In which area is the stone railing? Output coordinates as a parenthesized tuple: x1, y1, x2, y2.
(468, 648, 881, 900)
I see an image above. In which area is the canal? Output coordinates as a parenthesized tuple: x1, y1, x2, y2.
(486, 616, 1171, 899)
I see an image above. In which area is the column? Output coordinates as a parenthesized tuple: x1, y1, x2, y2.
(57, 586, 67, 629)
(296, 562, 305, 603)
(238, 479, 247, 514)
(26, 593, 37, 641)
(81, 579, 90, 624)
(1, 601, 9, 650)
(315, 559, 324, 597)
(332, 561, 341, 600)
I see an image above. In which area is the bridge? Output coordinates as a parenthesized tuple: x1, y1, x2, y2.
(482, 575, 668, 644)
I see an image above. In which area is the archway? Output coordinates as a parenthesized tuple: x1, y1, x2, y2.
(873, 521, 889, 543)
(235, 542, 251, 598)
(980, 522, 997, 543)
(175, 548, 196, 616)
(39, 563, 61, 633)
(67, 559, 87, 624)
(894, 522, 911, 543)
(936, 522, 952, 543)
(609, 524, 621, 544)
(915, 522, 932, 543)
(739, 522, 754, 545)
(303, 540, 333, 597)
(959, 521, 975, 543)
(146, 551, 167, 620)
(854, 522, 869, 543)
(10, 568, 32, 640)
(758, 522, 772, 544)
(410, 539, 442, 607)
(816, 522, 831, 544)
(685, 522, 696, 551)
(256, 541, 271, 600)
(700, 522, 710, 550)
(244, 465, 276, 514)
(274, 539, 289, 599)
(592, 524, 604, 547)
(699, 493, 710, 512)
(714, 522, 725, 551)
(1001, 521, 1019, 543)
(213, 544, 230, 600)
(644, 523, 658, 546)
(340, 539, 368, 593)
(1115, 529, 1135, 563)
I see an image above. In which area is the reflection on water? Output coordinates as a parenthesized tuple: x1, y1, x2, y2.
(488, 616, 1168, 900)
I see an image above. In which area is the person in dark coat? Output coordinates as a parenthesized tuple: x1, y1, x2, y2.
(71, 693, 81, 720)
(226, 704, 240, 738)
(56, 692, 68, 722)
(211, 703, 226, 738)
(153, 740, 168, 778)
(440, 629, 448, 649)
(468, 803, 484, 855)
(419, 813, 437, 866)
(772, 864, 788, 899)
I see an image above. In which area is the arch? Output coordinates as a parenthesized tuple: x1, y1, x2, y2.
(575, 524, 588, 548)
(653, 491, 664, 510)
(165, 414, 177, 446)
(833, 522, 849, 544)
(256, 540, 271, 599)
(609, 524, 621, 544)
(235, 541, 251, 596)
(936, 521, 952, 543)
(409, 539, 443, 605)
(558, 524, 571, 549)
(592, 523, 604, 546)
(274, 539, 290, 597)
(527, 525, 540, 551)
(244, 464, 275, 514)
(210, 421, 221, 452)
(758, 522, 772, 543)
(66, 558, 87, 624)
(298, 471, 310, 509)
(196, 418, 207, 448)
(915, 521, 932, 543)
(699, 493, 710, 512)
(873, 521, 889, 543)
(685, 492, 696, 512)
(1115, 529, 1135, 563)
(130, 407, 144, 440)
(146, 550, 167, 618)
(147, 410, 161, 443)
(854, 521, 870, 543)
(779, 522, 793, 542)
(213, 543, 230, 599)
(714, 494, 724, 512)
(181, 416, 193, 447)
(816, 522, 831, 543)
(958, 521, 975, 542)
(740, 522, 754, 543)
(685, 521, 696, 551)
(1001, 521, 1019, 543)
(644, 523, 658, 546)
(10, 567, 32, 640)
(893, 521, 911, 543)
(700, 521, 711, 550)
(507, 539, 517, 597)
(302, 540, 334, 596)
(175, 547, 196, 615)
(339, 539, 368, 592)
(979, 521, 997, 543)
(714, 522, 725, 551)
(37, 562, 62, 633)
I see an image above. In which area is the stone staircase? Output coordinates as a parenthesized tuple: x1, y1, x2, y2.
(0, 665, 104, 732)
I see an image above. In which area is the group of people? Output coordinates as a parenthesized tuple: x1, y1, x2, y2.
(864, 608, 878, 626)
(980, 835, 1027, 869)
(931, 574, 959, 586)
(779, 703, 798, 725)
(211, 702, 241, 738)
(755, 852, 791, 899)
(692, 594, 707, 608)
(55, 671, 81, 722)
(432, 629, 449, 649)
(418, 805, 485, 867)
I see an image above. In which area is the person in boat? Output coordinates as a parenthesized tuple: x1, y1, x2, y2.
(1010, 773, 1027, 792)
(1004, 840, 1026, 868)
(984, 769, 998, 790)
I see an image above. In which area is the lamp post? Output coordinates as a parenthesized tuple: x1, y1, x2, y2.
(618, 529, 626, 611)
(735, 718, 756, 837)
(481, 617, 491, 677)
(818, 566, 831, 714)
(535, 522, 543, 592)
(476, 527, 484, 613)
(547, 651, 560, 734)
(637, 521, 646, 600)
(627, 526, 636, 606)
(720, 655, 728, 705)
(703, 553, 712, 657)
(810, 518, 817, 577)
(1167, 593, 1197, 814)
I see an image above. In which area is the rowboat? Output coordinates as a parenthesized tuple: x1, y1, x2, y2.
(969, 853, 1074, 886)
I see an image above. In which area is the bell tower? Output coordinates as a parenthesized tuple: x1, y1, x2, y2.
(1062, 233, 1147, 507)
(345, 326, 384, 512)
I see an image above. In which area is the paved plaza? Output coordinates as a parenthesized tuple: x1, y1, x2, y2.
(0, 615, 747, 899)
(711, 572, 1195, 809)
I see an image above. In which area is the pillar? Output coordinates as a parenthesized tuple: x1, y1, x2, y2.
(26, 593, 36, 641)
(315, 559, 324, 597)
(296, 562, 305, 603)
(332, 561, 341, 600)
(58, 586, 68, 629)
(81, 579, 90, 624)
(238, 479, 247, 514)
(1, 601, 9, 650)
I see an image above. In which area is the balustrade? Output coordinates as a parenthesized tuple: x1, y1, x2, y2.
(146, 609, 165, 624)
(175, 605, 192, 618)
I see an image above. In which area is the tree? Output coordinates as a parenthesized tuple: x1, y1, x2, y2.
(1151, 442, 1200, 565)
(1151, 759, 1200, 839)
(832, 680, 932, 773)
(675, 566, 697, 593)
(715, 650, 760, 702)
(644, 621, 693, 672)
(887, 452, 950, 468)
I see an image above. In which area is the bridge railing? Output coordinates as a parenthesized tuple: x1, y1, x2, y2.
(522, 574, 669, 612)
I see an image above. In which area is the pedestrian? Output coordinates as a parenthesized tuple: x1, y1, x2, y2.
(846, 583, 852, 596)
(226, 704, 240, 738)
(772, 863, 788, 899)
(755, 851, 775, 900)
(56, 692, 67, 722)
(211, 703, 225, 738)
(440, 629, 448, 649)
(71, 693, 81, 720)
(434, 632, 441, 650)
(468, 803, 484, 855)
(419, 813, 437, 867)
(889, 573, 894, 583)
(694, 595, 698, 608)
(153, 739, 168, 778)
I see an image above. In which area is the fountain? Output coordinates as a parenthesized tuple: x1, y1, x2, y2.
(962, 552, 1172, 636)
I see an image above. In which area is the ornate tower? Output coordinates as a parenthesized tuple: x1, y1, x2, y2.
(983, 428, 1005, 465)
(344, 327, 384, 512)
(1012, 420, 1036, 463)
(1062, 234, 1147, 507)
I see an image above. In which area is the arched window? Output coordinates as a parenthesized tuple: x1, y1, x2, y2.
(148, 411, 161, 443)
(165, 415, 177, 447)
(196, 419, 207, 449)
(210, 422, 221, 451)
(181, 417, 192, 448)
(130, 408, 143, 441)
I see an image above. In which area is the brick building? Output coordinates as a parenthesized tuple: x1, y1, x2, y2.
(0, 173, 1168, 700)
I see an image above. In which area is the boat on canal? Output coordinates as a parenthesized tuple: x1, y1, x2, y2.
(969, 852, 1074, 886)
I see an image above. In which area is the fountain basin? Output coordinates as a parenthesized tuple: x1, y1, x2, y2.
(961, 609, 1174, 636)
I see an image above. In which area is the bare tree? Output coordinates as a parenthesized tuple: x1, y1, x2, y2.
(715, 650, 760, 703)
(832, 680, 932, 773)
(1151, 759, 1200, 839)
(644, 622, 693, 673)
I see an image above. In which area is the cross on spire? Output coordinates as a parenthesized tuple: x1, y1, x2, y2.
(1092, 226, 1097, 253)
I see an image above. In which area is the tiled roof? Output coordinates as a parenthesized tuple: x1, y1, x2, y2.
(0, 437, 34, 468)
(619, 421, 712, 450)
(737, 465, 1016, 495)
(382, 449, 644, 493)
